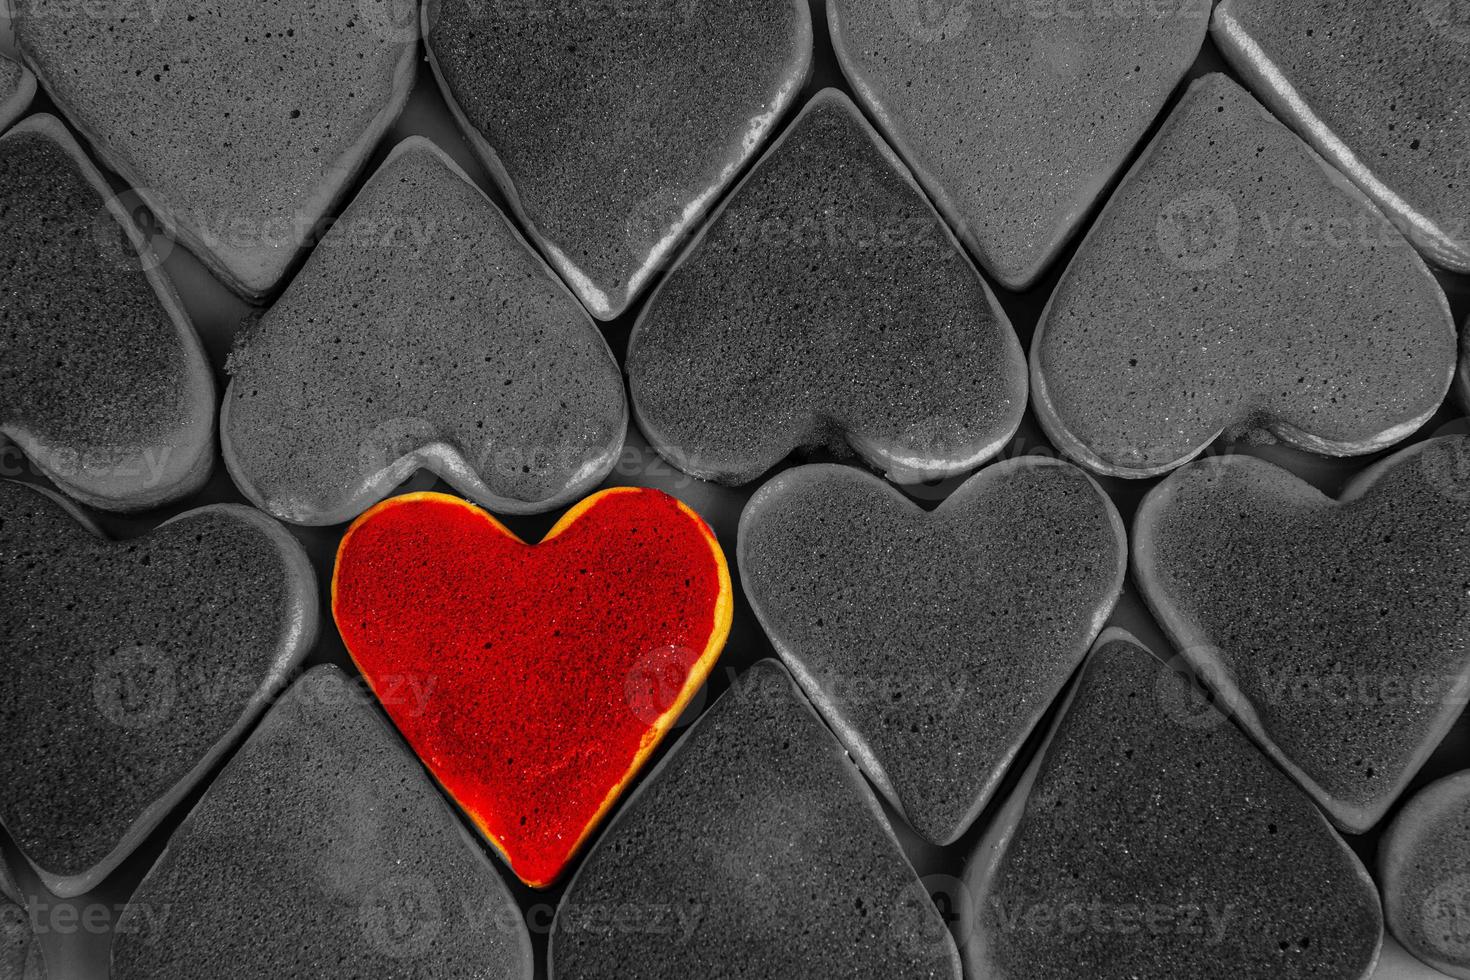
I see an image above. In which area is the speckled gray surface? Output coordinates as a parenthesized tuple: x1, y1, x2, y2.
(627, 89, 1026, 487)
(1214, 0, 1470, 274)
(1381, 771, 1470, 979)
(110, 666, 533, 980)
(222, 137, 626, 525)
(829, 0, 1207, 290)
(1134, 437, 1470, 833)
(1032, 73, 1455, 479)
(550, 660, 960, 980)
(0, 480, 316, 897)
(738, 458, 1124, 844)
(0, 116, 215, 512)
(425, 0, 812, 320)
(13, 0, 418, 298)
(0, 53, 33, 133)
(965, 633, 1382, 980)
(0, 852, 43, 980)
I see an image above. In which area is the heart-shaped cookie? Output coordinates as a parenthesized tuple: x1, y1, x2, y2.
(829, 0, 1207, 289)
(332, 487, 732, 888)
(738, 458, 1124, 844)
(1214, 0, 1470, 273)
(1031, 73, 1455, 479)
(1, 116, 215, 512)
(0, 54, 34, 133)
(0, 480, 317, 897)
(964, 630, 1382, 980)
(551, 660, 960, 980)
(222, 137, 627, 526)
(425, 0, 813, 319)
(1380, 770, 1470, 980)
(112, 666, 534, 980)
(14, 0, 418, 298)
(627, 89, 1026, 486)
(1134, 437, 1470, 832)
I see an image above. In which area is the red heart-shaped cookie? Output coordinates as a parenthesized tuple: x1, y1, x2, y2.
(332, 487, 731, 887)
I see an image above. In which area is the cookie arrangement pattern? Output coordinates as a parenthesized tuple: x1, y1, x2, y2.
(0, 5, 1467, 979)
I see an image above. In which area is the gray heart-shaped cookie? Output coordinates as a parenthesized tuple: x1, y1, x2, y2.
(0, 54, 34, 133)
(738, 458, 1124, 843)
(1, 115, 215, 512)
(829, 0, 1208, 289)
(1380, 770, 1470, 980)
(551, 660, 960, 980)
(111, 666, 534, 980)
(425, 0, 813, 319)
(964, 630, 1382, 980)
(0, 480, 317, 896)
(222, 137, 627, 526)
(1214, 0, 1470, 273)
(14, 0, 418, 298)
(627, 89, 1026, 486)
(1134, 437, 1470, 832)
(1031, 73, 1455, 479)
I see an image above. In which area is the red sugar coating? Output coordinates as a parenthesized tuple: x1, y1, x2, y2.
(333, 488, 727, 887)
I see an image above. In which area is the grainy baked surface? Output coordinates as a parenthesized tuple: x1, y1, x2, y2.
(1033, 73, 1454, 478)
(830, 0, 1207, 288)
(738, 459, 1122, 843)
(970, 636, 1381, 980)
(223, 138, 625, 525)
(111, 666, 533, 980)
(628, 89, 1026, 486)
(551, 660, 960, 980)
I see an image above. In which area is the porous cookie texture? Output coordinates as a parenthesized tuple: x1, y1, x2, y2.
(0, 116, 214, 512)
(0, 853, 43, 980)
(332, 488, 732, 889)
(110, 666, 534, 980)
(0, 55, 35, 133)
(1380, 771, 1470, 979)
(1031, 73, 1454, 479)
(1133, 437, 1470, 833)
(223, 138, 626, 526)
(738, 458, 1124, 844)
(627, 89, 1026, 487)
(14, 0, 418, 298)
(964, 632, 1382, 980)
(1214, 0, 1470, 273)
(0, 480, 317, 897)
(829, 0, 1207, 290)
(550, 660, 960, 980)
(425, 0, 812, 319)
